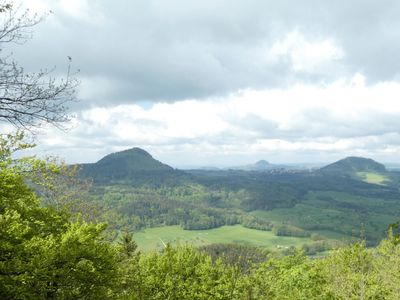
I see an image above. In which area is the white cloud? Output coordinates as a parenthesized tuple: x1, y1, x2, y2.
(23, 74, 400, 166)
(3, 0, 400, 168)
(269, 30, 344, 72)
(25, 0, 109, 26)
(59, 0, 90, 18)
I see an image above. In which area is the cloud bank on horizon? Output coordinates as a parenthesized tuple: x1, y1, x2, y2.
(8, 0, 400, 166)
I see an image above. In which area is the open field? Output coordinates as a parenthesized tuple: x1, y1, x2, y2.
(133, 224, 314, 251)
(356, 171, 390, 185)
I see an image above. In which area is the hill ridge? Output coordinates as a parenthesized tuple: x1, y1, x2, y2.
(320, 156, 387, 175)
(78, 147, 180, 184)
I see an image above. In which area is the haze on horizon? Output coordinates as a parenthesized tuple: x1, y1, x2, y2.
(5, 0, 400, 168)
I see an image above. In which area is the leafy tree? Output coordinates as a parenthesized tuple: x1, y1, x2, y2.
(131, 245, 244, 300)
(0, 133, 121, 299)
(375, 229, 400, 299)
(25, 156, 106, 225)
(249, 251, 327, 299)
(273, 224, 311, 237)
(198, 243, 269, 272)
(320, 241, 385, 299)
(119, 231, 138, 258)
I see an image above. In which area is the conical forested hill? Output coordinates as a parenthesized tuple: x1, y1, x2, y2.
(94, 147, 172, 171)
(79, 148, 187, 185)
(320, 156, 386, 175)
(319, 156, 391, 185)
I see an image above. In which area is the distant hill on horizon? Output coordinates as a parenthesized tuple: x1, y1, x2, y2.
(76, 149, 400, 243)
(78, 148, 395, 186)
(319, 156, 390, 185)
(320, 156, 386, 174)
(228, 160, 292, 172)
(93, 147, 172, 171)
(78, 147, 186, 184)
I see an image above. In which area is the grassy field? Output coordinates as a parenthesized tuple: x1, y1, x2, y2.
(356, 171, 390, 185)
(133, 225, 313, 251)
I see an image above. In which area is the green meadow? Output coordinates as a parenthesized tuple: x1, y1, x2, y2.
(133, 224, 313, 251)
(356, 171, 390, 185)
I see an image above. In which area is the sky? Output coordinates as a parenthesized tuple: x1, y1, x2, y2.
(4, 0, 400, 167)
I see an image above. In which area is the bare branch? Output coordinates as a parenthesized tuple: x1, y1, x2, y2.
(0, 1, 78, 131)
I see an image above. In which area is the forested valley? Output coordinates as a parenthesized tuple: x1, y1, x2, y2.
(81, 147, 400, 247)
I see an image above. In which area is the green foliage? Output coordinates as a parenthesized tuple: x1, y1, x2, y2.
(79, 151, 400, 246)
(0, 133, 120, 299)
(320, 156, 387, 176)
(320, 242, 386, 299)
(2, 134, 400, 298)
(78, 147, 188, 186)
(34, 222, 120, 299)
(93, 184, 245, 231)
(273, 224, 311, 237)
(112, 235, 400, 299)
(249, 251, 327, 299)
(129, 245, 244, 300)
(375, 230, 400, 299)
(118, 232, 138, 258)
(254, 189, 400, 243)
(240, 215, 273, 231)
(301, 239, 343, 256)
(198, 243, 269, 271)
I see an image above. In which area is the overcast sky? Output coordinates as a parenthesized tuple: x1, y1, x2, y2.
(6, 0, 400, 167)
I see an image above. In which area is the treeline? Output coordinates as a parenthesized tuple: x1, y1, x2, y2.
(190, 170, 308, 210)
(273, 224, 311, 237)
(301, 239, 344, 256)
(240, 215, 274, 231)
(81, 167, 191, 187)
(87, 167, 400, 244)
(120, 238, 400, 299)
(198, 243, 270, 271)
(100, 188, 242, 230)
(94, 186, 286, 234)
(94, 182, 400, 244)
(93, 183, 395, 244)
(189, 169, 400, 210)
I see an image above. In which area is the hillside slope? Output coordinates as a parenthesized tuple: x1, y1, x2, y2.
(320, 156, 386, 173)
(231, 160, 290, 171)
(79, 147, 186, 184)
(319, 157, 389, 184)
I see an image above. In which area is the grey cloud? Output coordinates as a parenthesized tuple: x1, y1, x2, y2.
(214, 108, 400, 142)
(30, 107, 400, 165)
(8, 0, 399, 107)
(288, 109, 400, 140)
